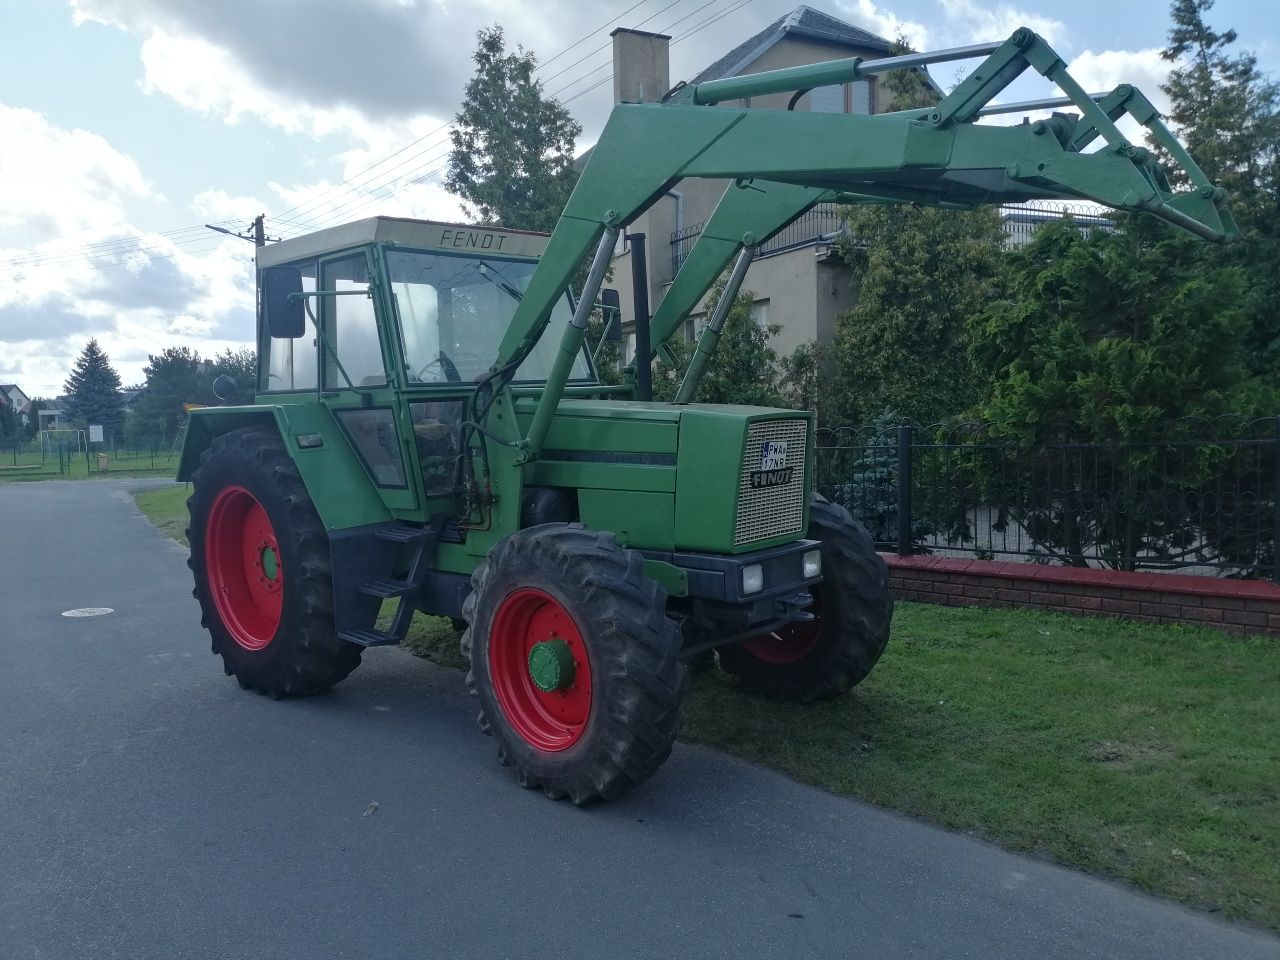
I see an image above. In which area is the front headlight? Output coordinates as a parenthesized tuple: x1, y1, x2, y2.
(742, 563, 764, 595)
(802, 549, 822, 579)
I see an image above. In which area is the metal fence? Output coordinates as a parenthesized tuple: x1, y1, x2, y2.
(816, 418, 1280, 581)
(0, 437, 178, 478)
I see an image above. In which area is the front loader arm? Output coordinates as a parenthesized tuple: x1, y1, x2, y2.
(647, 182, 830, 354)
(505, 26, 1235, 455)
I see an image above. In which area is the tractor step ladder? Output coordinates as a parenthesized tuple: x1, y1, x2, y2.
(338, 523, 438, 648)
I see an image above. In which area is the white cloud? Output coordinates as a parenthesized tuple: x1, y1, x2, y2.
(135, 28, 382, 139)
(0, 104, 151, 244)
(935, 0, 1066, 47)
(1068, 48, 1170, 114)
(976, 48, 1171, 146)
(0, 101, 258, 396)
(835, 0, 931, 48)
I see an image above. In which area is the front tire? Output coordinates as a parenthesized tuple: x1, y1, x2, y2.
(719, 494, 892, 702)
(462, 524, 687, 804)
(187, 428, 362, 697)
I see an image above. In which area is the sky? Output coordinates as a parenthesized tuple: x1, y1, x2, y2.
(1, 0, 1276, 398)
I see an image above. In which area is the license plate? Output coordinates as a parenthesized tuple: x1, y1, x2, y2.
(759, 440, 789, 471)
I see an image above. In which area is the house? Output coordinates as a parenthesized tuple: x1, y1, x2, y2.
(37, 396, 69, 432)
(606, 6, 939, 360)
(119, 386, 147, 411)
(0, 384, 31, 426)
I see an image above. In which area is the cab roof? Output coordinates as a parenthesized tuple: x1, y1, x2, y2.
(256, 216, 551, 269)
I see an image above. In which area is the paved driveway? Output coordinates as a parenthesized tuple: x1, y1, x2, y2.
(1, 479, 1276, 960)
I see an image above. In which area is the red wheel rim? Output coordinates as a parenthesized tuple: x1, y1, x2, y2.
(742, 586, 823, 665)
(488, 588, 592, 752)
(205, 486, 283, 652)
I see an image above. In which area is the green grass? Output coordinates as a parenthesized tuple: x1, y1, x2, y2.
(133, 485, 192, 544)
(683, 605, 1280, 929)
(130, 488, 1279, 929)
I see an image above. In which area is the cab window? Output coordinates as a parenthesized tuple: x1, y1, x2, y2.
(322, 254, 385, 389)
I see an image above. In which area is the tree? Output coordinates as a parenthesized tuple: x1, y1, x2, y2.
(1157, 0, 1280, 373)
(128, 346, 204, 442)
(0, 398, 17, 441)
(64, 339, 124, 440)
(650, 280, 784, 406)
(832, 203, 1005, 426)
(206, 347, 257, 405)
(128, 346, 259, 442)
(829, 35, 1006, 427)
(971, 219, 1258, 439)
(776, 342, 840, 427)
(446, 26, 583, 232)
(965, 218, 1272, 568)
(23, 398, 44, 439)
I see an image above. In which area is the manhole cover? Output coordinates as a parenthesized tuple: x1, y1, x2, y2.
(61, 608, 114, 618)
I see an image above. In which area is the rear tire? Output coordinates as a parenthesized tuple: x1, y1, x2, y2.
(187, 428, 362, 697)
(718, 494, 891, 702)
(462, 524, 687, 804)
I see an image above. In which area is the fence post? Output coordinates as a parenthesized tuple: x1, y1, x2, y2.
(1273, 416, 1280, 584)
(897, 424, 913, 556)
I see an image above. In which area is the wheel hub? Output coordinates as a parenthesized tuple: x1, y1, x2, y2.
(260, 544, 279, 582)
(528, 637, 576, 692)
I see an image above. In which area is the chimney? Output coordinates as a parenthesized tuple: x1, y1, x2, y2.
(611, 28, 671, 104)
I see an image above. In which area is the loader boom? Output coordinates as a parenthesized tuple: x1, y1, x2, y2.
(495, 28, 1233, 455)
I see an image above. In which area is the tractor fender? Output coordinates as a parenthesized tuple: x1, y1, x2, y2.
(177, 404, 394, 531)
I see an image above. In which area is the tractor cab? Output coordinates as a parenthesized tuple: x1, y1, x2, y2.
(252, 219, 593, 507)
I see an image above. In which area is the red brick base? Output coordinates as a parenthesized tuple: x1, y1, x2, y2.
(884, 554, 1280, 637)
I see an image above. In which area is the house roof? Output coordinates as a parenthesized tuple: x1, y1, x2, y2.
(689, 5, 895, 84)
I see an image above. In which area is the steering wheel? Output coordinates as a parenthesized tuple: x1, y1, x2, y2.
(414, 350, 486, 383)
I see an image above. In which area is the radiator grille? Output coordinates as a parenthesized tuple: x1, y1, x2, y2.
(734, 419, 809, 546)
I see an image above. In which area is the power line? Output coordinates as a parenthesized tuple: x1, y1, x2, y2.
(295, 0, 759, 232)
(2, 221, 240, 268)
(7, 0, 761, 268)
(274, 0, 714, 233)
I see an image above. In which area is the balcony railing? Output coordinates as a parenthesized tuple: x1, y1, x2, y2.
(670, 200, 1116, 274)
(670, 203, 846, 274)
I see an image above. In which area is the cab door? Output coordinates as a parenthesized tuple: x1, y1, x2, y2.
(317, 249, 421, 515)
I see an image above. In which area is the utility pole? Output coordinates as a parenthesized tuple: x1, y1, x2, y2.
(205, 214, 275, 246)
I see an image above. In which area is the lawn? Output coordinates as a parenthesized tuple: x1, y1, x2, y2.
(134, 489, 1280, 930)
(133, 485, 192, 544)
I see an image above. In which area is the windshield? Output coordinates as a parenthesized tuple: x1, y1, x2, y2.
(384, 249, 593, 384)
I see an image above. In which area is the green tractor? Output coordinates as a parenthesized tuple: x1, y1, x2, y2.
(179, 29, 1233, 803)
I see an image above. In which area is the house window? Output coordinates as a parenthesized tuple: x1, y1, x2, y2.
(683, 313, 708, 342)
(809, 85, 844, 113)
(851, 79, 873, 114)
(750, 300, 770, 328)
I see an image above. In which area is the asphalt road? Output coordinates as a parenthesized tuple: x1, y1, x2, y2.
(1, 478, 1276, 960)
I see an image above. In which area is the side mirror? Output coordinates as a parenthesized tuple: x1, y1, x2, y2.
(600, 288, 622, 342)
(261, 266, 306, 338)
(211, 375, 238, 403)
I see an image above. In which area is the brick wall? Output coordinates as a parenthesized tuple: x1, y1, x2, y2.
(884, 554, 1280, 637)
